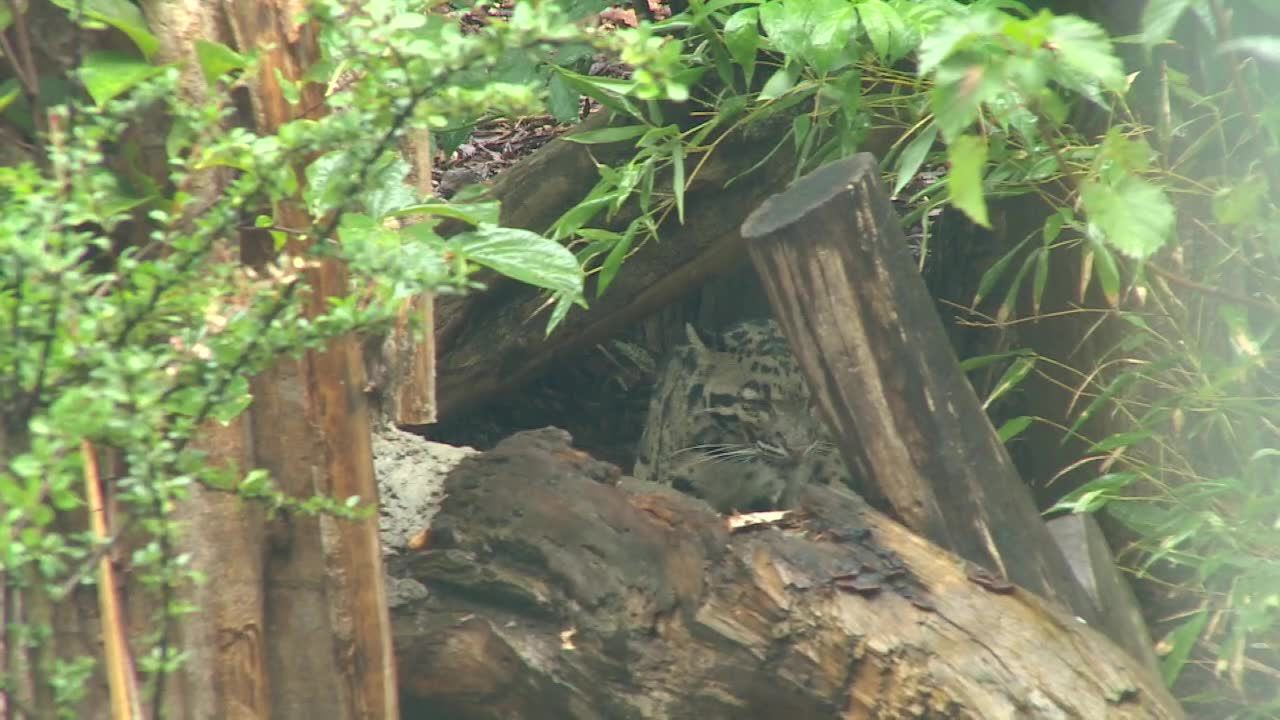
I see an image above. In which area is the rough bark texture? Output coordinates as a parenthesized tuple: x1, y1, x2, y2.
(740, 154, 1101, 627)
(390, 428, 1182, 720)
(223, 2, 399, 718)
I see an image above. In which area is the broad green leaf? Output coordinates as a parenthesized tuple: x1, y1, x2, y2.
(857, 0, 908, 64)
(547, 73, 581, 123)
(759, 0, 857, 74)
(363, 157, 417, 221)
(50, 0, 160, 59)
(947, 134, 990, 228)
(80, 51, 166, 106)
(451, 227, 584, 297)
(1141, 0, 1197, 49)
(723, 7, 761, 83)
(759, 64, 798, 100)
(194, 40, 249, 86)
(564, 125, 651, 144)
(1081, 175, 1174, 259)
(1051, 472, 1139, 514)
(891, 125, 936, 196)
(1047, 14, 1125, 94)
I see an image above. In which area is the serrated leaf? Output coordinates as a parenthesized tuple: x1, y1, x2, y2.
(50, 0, 159, 59)
(451, 227, 584, 298)
(564, 125, 651, 144)
(947, 134, 990, 227)
(892, 125, 936, 196)
(1047, 14, 1125, 94)
(1081, 175, 1174, 259)
(79, 51, 166, 106)
(194, 39, 248, 86)
(1141, 0, 1197, 49)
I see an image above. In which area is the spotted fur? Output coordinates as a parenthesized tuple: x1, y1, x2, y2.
(633, 319, 850, 512)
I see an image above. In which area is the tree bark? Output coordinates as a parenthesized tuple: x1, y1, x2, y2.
(390, 427, 1183, 719)
(740, 154, 1102, 629)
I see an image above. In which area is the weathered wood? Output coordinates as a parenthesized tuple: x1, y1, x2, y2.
(390, 428, 1183, 719)
(739, 154, 1100, 626)
(224, 3, 399, 718)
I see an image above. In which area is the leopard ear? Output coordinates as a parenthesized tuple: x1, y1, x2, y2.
(684, 323, 711, 357)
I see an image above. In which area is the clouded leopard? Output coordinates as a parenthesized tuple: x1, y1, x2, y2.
(633, 319, 852, 513)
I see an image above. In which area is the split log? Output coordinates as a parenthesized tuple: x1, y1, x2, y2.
(390, 428, 1182, 719)
(740, 153, 1102, 631)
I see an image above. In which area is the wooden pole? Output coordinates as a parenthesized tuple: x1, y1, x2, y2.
(740, 154, 1099, 624)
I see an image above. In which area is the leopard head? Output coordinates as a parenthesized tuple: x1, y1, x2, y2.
(635, 320, 846, 512)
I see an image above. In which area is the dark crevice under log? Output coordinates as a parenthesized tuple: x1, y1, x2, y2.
(390, 428, 1182, 720)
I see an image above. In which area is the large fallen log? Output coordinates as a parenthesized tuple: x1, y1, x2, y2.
(389, 428, 1181, 719)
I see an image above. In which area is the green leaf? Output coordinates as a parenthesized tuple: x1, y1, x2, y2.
(892, 125, 936, 196)
(973, 234, 1033, 306)
(1141, 0, 1197, 49)
(997, 416, 1033, 443)
(50, 0, 160, 60)
(1212, 176, 1268, 225)
(391, 200, 500, 227)
(983, 355, 1035, 409)
(451, 227, 584, 297)
(1220, 35, 1280, 62)
(0, 80, 22, 114)
(759, 0, 858, 74)
(947, 134, 990, 228)
(597, 223, 638, 297)
(547, 73, 581, 123)
(1160, 611, 1208, 686)
(564, 125, 651, 144)
(1088, 237, 1121, 306)
(1031, 243, 1049, 314)
(670, 137, 686, 223)
(1089, 430, 1153, 453)
(79, 51, 166, 106)
(723, 7, 761, 82)
(194, 40, 249, 86)
(1051, 472, 1139, 514)
(1047, 14, 1126, 94)
(759, 64, 799, 100)
(1081, 175, 1174, 259)
(857, 0, 908, 64)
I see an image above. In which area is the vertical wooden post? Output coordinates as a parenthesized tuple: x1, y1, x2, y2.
(741, 154, 1098, 623)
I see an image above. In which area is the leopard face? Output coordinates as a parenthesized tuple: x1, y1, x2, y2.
(634, 319, 850, 512)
